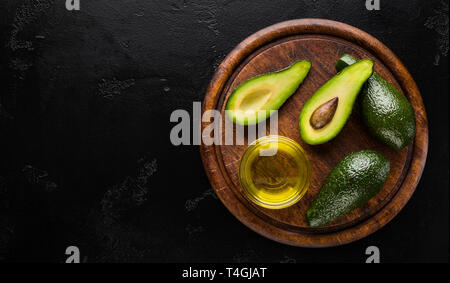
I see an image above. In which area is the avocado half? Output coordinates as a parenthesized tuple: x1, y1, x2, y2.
(299, 59, 374, 145)
(226, 60, 311, 125)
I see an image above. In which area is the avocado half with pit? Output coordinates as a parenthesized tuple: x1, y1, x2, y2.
(226, 60, 311, 125)
(299, 59, 374, 145)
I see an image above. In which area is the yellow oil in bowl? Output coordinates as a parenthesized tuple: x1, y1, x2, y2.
(239, 136, 311, 209)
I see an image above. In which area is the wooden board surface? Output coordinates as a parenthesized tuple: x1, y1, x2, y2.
(200, 19, 428, 247)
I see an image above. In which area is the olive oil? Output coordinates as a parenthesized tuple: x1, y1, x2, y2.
(239, 136, 311, 209)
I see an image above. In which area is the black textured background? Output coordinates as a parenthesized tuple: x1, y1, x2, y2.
(0, 0, 448, 263)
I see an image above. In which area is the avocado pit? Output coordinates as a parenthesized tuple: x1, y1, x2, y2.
(310, 97, 339, 129)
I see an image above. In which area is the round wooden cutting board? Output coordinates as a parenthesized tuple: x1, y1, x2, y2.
(200, 19, 428, 247)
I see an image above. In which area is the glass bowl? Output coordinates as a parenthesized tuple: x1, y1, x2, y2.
(238, 136, 311, 209)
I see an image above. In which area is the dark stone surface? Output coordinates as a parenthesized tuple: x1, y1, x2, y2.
(0, 0, 448, 262)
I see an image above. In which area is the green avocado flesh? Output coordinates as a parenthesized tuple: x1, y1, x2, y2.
(306, 150, 390, 228)
(336, 54, 416, 149)
(299, 59, 374, 145)
(225, 60, 311, 125)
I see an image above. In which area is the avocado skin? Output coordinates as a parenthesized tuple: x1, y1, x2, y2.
(336, 54, 416, 149)
(306, 150, 390, 228)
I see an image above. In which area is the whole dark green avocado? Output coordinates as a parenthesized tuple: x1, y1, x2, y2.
(306, 150, 390, 228)
(336, 54, 416, 149)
